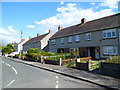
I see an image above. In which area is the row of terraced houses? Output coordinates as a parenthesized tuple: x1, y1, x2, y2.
(14, 13, 120, 59)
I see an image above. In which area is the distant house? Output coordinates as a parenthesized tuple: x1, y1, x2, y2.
(11, 42, 17, 47)
(9, 39, 28, 56)
(49, 13, 120, 59)
(14, 39, 28, 54)
(23, 30, 52, 53)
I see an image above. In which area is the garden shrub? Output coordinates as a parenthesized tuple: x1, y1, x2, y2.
(27, 48, 40, 54)
(26, 53, 41, 60)
(105, 56, 120, 64)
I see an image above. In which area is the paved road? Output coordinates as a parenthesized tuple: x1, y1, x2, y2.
(1, 57, 106, 89)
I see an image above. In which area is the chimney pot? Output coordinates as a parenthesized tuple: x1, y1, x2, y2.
(81, 18, 86, 24)
(37, 33, 40, 37)
(58, 25, 62, 31)
(29, 37, 32, 39)
(49, 30, 52, 33)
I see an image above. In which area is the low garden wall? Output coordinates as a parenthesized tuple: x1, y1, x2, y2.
(76, 61, 89, 71)
(100, 62, 120, 79)
(44, 59, 60, 65)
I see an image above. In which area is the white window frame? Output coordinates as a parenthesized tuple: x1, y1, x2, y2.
(75, 35, 80, 42)
(103, 46, 117, 55)
(103, 29, 116, 38)
(86, 33, 91, 40)
(61, 38, 64, 44)
(51, 39, 56, 45)
(68, 36, 72, 43)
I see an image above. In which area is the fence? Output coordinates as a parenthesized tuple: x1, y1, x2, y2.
(76, 59, 100, 71)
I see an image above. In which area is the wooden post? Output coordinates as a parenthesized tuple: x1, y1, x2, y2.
(88, 59, 91, 71)
(60, 58, 62, 66)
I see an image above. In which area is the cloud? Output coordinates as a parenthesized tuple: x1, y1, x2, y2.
(35, 3, 115, 33)
(26, 25, 35, 28)
(60, 1, 64, 5)
(101, 0, 119, 8)
(90, 2, 95, 5)
(0, 26, 20, 43)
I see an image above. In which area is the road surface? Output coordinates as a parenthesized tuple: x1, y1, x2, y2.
(1, 57, 106, 89)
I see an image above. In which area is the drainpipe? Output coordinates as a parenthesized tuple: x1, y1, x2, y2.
(118, 28, 120, 55)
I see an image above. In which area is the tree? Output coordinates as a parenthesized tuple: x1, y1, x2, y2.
(1, 44, 14, 55)
(0, 41, 4, 50)
(71, 48, 80, 58)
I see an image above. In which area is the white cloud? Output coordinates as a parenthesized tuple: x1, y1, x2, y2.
(60, 1, 64, 5)
(0, 26, 20, 43)
(101, 0, 119, 8)
(35, 3, 115, 33)
(90, 2, 95, 5)
(26, 25, 35, 28)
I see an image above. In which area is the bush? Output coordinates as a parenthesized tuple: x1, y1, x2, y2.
(27, 48, 40, 54)
(26, 53, 41, 60)
(45, 54, 71, 61)
(105, 56, 120, 64)
(40, 51, 55, 56)
(62, 59, 76, 68)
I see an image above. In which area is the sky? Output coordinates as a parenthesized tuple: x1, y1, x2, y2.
(0, 0, 120, 45)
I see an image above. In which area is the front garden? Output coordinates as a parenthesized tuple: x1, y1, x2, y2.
(13, 48, 120, 76)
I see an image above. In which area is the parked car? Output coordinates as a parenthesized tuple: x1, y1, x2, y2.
(9, 52, 19, 56)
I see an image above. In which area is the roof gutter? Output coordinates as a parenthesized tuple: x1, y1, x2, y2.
(50, 25, 120, 40)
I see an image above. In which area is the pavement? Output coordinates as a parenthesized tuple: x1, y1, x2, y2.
(3, 56, 120, 89)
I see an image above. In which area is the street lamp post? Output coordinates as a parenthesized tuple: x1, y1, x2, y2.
(19, 30, 23, 59)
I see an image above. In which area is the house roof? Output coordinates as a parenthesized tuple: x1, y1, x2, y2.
(24, 33, 49, 45)
(50, 13, 120, 39)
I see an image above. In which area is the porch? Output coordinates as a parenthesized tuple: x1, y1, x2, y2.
(79, 47, 100, 59)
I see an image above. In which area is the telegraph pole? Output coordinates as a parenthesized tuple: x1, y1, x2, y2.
(19, 30, 23, 59)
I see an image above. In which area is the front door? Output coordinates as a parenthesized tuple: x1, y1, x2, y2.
(95, 47, 100, 59)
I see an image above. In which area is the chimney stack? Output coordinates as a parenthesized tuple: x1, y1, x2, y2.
(37, 33, 40, 37)
(49, 30, 52, 34)
(29, 37, 32, 39)
(58, 25, 62, 31)
(81, 18, 86, 24)
(21, 38, 25, 42)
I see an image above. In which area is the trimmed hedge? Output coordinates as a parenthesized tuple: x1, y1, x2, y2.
(105, 56, 120, 64)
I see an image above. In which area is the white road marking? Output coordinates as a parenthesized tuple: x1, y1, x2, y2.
(12, 67, 18, 75)
(6, 63, 11, 67)
(6, 80, 15, 88)
(56, 76, 59, 79)
(55, 84, 58, 88)
(2, 61, 4, 63)
(56, 81, 59, 84)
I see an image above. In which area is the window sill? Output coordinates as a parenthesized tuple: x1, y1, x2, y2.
(75, 41, 80, 43)
(86, 39, 91, 41)
(102, 37, 117, 40)
(68, 42, 72, 44)
(103, 54, 117, 56)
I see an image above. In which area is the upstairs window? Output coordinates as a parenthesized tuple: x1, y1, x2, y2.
(61, 38, 64, 44)
(103, 29, 116, 38)
(86, 33, 91, 40)
(75, 35, 80, 42)
(51, 39, 56, 45)
(68, 36, 72, 43)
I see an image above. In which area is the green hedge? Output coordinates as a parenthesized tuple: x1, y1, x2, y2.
(105, 56, 120, 64)
(45, 55, 71, 61)
(25, 53, 41, 60)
